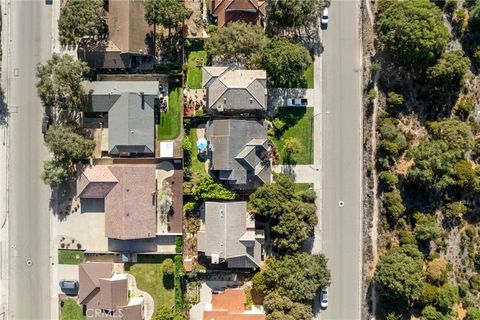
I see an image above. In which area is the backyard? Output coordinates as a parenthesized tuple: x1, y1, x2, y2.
(183, 120, 208, 193)
(58, 249, 85, 265)
(127, 261, 176, 314)
(60, 299, 84, 320)
(186, 43, 207, 89)
(157, 84, 182, 140)
(271, 107, 314, 164)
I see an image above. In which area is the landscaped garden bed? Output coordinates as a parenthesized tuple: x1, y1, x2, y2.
(58, 249, 85, 265)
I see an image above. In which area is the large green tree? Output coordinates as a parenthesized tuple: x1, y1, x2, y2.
(414, 213, 441, 242)
(45, 126, 95, 165)
(36, 54, 89, 111)
(374, 245, 424, 304)
(263, 293, 312, 320)
(253, 253, 331, 302)
(268, 0, 328, 28)
(249, 173, 317, 251)
(144, 0, 186, 38)
(377, 0, 449, 69)
(41, 160, 69, 186)
(427, 50, 470, 90)
(58, 0, 107, 45)
(205, 22, 269, 66)
(261, 37, 312, 87)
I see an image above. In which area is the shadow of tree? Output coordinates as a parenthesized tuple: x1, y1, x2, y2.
(0, 88, 8, 127)
(163, 274, 175, 290)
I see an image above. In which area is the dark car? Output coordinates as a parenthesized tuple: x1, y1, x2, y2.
(41, 116, 50, 135)
(60, 280, 79, 295)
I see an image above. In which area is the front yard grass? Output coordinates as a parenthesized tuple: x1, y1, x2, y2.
(127, 262, 175, 313)
(187, 47, 207, 89)
(304, 62, 314, 89)
(271, 107, 314, 164)
(58, 249, 85, 265)
(294, 183, 314, 193)
(60, 299, 84, 320)
(157, 84, 182, 140)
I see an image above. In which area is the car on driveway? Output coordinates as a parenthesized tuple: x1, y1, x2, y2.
(321, 7, 329, 26)
(60, 280, 79, 295)
(286, 98, 308, 107)
(320, 288, 329, 309)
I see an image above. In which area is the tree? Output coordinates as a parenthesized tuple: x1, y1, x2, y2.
(192, 176, 236, 201)
(58, 0, 106, 45)
(261, 37, 312, 87)
(144, 0, 186, 38)
(415, 213, 441, 242)
(271, 201, 318, 252)
(36, 54, 89, 111)
(374, 245, 424, 303)
(419, 283, 440, 305)
(379, 171, 399, 189)
(454, 160, 477, 188)
(205, 22, 269, 66)
(435, 284, 459, 313)
(283, 138, 302, 154)
(268, 0, 327, 28)
(41, 160, 69, 186)
(158, 181, 173, 215)
(387, 92, 404, 108)
(254, 253, 331, 302)
(144, 0, 162, 55)
(383, 189, 405, 225)
(162, 258, 175, 276)
(426, 258, 449, 285)
(443, 201, 467, 227)
(469, 0, 480, 31)
(427, 50, 470, 89)
(45, 126, 95, 165)
(377, 0, 449, 69)
(421, 306, 448, 320)
(466, 307, 480, 320)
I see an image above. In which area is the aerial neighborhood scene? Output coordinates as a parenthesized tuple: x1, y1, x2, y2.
(1, 0, 480, 320)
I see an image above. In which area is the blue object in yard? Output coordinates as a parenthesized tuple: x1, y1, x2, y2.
(197, 138, 208, 152)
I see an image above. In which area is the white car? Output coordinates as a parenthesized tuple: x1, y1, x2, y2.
(320, 288, 329, 309)
(321, 7, 329, 25)
(286, 98, 308, 107)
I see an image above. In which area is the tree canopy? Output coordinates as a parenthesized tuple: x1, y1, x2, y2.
(267, 0, 328, 28)
(58, 0, 107, 45)
(427, 50, 470, 89)
(377, 0, 449, 69)
(192, 176, 236, 201)
(261, 37, 312, 87)
(374, 245, 424, 303)
(36, 54, 89, 111)
(253, 252, 331, 302)
(41, 160, 69, 187)
(205, 22, 268, 66)
(249, 173, 317, 251)
(263, 293, 312, 320)
(144, 0, 186, 35)
(414, 213, 441, 242)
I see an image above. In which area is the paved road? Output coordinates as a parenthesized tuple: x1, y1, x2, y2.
(320, 0, 363, 319)
(5, 1, 53, 319)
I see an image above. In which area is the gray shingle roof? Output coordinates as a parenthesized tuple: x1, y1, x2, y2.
(206, 119, 271, 189)
(203, 67, 267, 114)
(197, 201, 264, 269)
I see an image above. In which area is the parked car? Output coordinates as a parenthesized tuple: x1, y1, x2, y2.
(286, 98, 308, 107)
(41, 116, 50, 135)
(321, 7, 329, 26)
(320, 288, 329, 309)
(59, 280, 79, 295)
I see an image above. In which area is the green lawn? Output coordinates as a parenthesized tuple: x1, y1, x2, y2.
(304, 62, 314, 89)
(187, 48, 207, 89)
(188, 124, 207, 176)
(294, 183, 314, 193)
(157, 85, 182, 140)
(127, 263, 175, 312)
(58, 249, 85, 265)
(60, 300, 84, 320)
(271, 107, 314, 164)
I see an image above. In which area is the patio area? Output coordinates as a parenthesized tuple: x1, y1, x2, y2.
(184, 88, 206, 117)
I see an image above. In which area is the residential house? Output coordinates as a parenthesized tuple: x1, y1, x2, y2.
(197, 201, 264, 269)
(83, 81, 159, 157)
(77, 164, 157, 240)
(78, 262, 145, 319)
(209, 0, 266, 28)
(206, 118, 271, 190)
(203, 66, 267, 117)
(78, 0, 154, 70)
(203, 288, 266, 319)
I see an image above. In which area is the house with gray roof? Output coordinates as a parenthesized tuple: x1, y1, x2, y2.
(83, 81, 159, 156)
(197, 201, 264, 269)
(203, 67, 267, 116)
(206, 118, 271, 190)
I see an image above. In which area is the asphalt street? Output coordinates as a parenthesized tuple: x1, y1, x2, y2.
(5, 1, 53, 319)
(320, 0, 363, 319)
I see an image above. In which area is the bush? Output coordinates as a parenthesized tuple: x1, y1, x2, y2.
(175, 236, 183, 254)
(379, 171, 399, 189)
(272, 118, 286, 131)
(383, 189, 405, 225)
(435, 284, 459, 313)
(387, 92, 404, 108)
(192, 176, 236, 201)
(415, 213, 441, 242)
(368, 88, 377, 101)
(174, 255, 184, 312)
(426, 258, 449, 285)
(466, 307, 480, 320)
(422, 306, 448, 320)
(162, 258, 175, 276)
(420, 283, 440, 305)
(457, 97, 474, 114)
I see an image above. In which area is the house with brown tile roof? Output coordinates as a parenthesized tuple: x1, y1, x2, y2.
(203, 288, 266, 319)
(78, 0, 154, 70)
(79, 262, 145, 319)
(209, 0, 266, 28)
(77, 164, 157, 240)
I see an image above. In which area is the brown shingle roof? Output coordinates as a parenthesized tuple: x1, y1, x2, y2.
(210, 0, 265, 27)
(78, 263, 113, 306)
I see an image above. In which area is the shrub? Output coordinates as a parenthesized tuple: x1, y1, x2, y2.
(272, 118, 286, 131)
(162, 258, 175, 276)
(387, 92, 404, 108)
(436, 284, 459, 313)
(466, 307, 480, 320)
(379, 171, 399, 189)
(422, 306, 447, 320)
(415, 213, 441, 242)
(174, 255, 184, 312)
(426, 258, 449, 285)
(383, 189, 405, 225)
(368, 88, 377, 101)
(175, 236, 183, 254)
